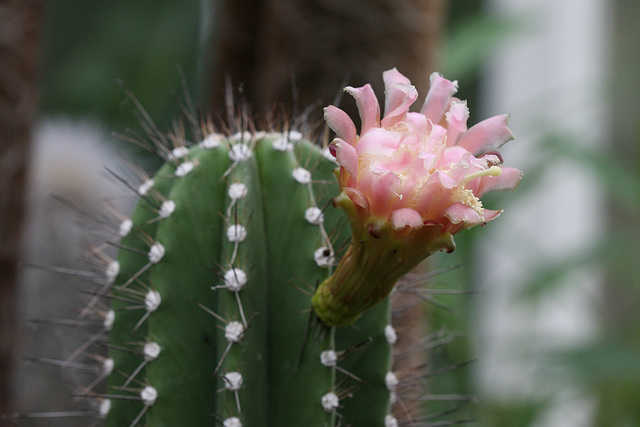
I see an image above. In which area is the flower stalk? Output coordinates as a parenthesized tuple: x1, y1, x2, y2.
(313, 192, 455, 326)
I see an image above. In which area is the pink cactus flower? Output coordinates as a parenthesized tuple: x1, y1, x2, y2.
(312, 69, 523, 326)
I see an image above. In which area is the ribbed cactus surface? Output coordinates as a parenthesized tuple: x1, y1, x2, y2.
(105, 131, 395, 426)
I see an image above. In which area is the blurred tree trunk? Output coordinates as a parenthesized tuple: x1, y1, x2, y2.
(596, 0, 640, 424)
(0, 0, 42, 417)
(207, 0, 444, 125)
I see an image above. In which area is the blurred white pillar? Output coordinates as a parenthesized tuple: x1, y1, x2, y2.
(477, 0, 611, 426)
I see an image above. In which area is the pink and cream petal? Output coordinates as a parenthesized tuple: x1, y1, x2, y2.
(482, 209, 502, 222)
(364, 172, 402, 218)
(344, 84, 380, 134)
(343, 187, 370, 211)
(330, 138, 359, 177)
(390, 208, 424, 231)
(381, 83, 418, 129)
(406, 112, 429, 135)
(440, 146, 470, 169)
(420, 73, 458, 124)
(374, 148, 414, 176)
(383, 68, 411, 93)
(442, 203, 482, 225)
(355, 128, 401, 157)
(436, 170, 458, 189)
(381, 69, 418, 128)
(324, 106, 357, 146)
(414, 173, 452, 218)
(456, 114, 514, 155)
(383, 69, 412, 112)
(445, 100, 469, 145)
(424, 123, 448, 151)
(475, 167, 523, 197)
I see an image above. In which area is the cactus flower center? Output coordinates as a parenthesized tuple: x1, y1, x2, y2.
(312, 69, 523, 326)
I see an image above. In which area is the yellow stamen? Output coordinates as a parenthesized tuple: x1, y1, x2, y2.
(454, 166, 500, 221)
(457, 188, 485, 220)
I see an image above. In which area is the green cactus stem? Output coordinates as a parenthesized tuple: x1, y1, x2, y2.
(104, 130, 395, 426)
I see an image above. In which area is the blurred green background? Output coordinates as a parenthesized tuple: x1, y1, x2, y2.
(40, 0, 202, 129)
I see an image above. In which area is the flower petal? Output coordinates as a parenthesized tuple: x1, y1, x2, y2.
(343, 187, 370, 210)
(445, 99, 469, 145)
(475, 167, 523, 197)
(406, 112, 429, 135)
(442, 203, 481, 225)
(420, 73, 458, 124)
(381, 68, 418, 129)
(330, 138, 359, 177)
(355, 127, 401, 157)
(456, 114, 514, 155)
(361, 171, 402, 218)
(345, 84, 380, 134)
(414, 172, 453, 219)
(483, 209, 502, 222)
(424, 123, 448, 151)
(437, 170, 458, 189)
(390, 208, 424, 230)
(324, 106, 357, 146)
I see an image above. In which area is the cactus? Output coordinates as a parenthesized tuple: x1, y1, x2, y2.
(99, 127, 395, 427)
(12, 69, 522, 427)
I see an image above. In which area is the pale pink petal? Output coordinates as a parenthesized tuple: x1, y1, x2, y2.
(439, 147, 472, 183)
(362, 172, 402, 218)
(442, 203, 481, 225)
(445, 100, 469, 145)
(415, 173, 462, 221)
(324, 106, 357, 146)
(447, 163, 472, 184)
(424, 123, 447, 151)
(381, 84, 418, 129)
(483, 209, 502, 222)
(383, 68, 411, 93)
(374, 148, 414, 176)
(382, 68, 411, 113)
(419, 152, 437, 171)
(330, 138, 359, 177)
(390, 208, 424, 230)
(406, 112, 429, 135)
(440, 146, 469, 168)
(343, 187, 370, 210)
(398, 132, 420, 147)
(468, 155, 489, 172)
(475, 167, 523, 197)
(381, 69, 418, 128)
(437, 170, 458, 189)
(420, 73, 458, 124)
(456, 114, 514, 155)
(344, 84, 380, 134)
(356, 128, 401, 157)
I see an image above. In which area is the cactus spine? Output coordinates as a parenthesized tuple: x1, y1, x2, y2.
(105, 129, 395, 426)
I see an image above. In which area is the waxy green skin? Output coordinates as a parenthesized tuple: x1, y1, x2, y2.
(106, 135, 394, 426)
